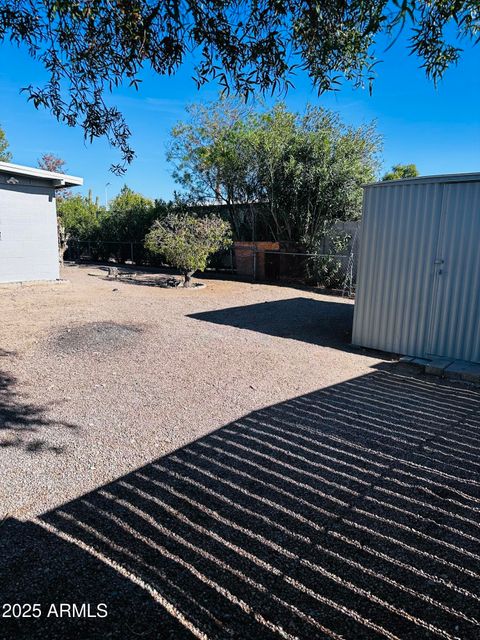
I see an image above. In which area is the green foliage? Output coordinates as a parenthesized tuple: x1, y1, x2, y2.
(168, 99, 258, 238)
(307, 232, 351, 289)
(57, 184, 179, 263)
(170, 100, 381, 246)
(382, 164, 420, 181)
(58, 185, 175, 262)
(99, 186, 158, 242)
(145, 213, 232, 284)
(57, 195, 101, 240)
(0, 2, 477, 172)
(0, 123, 12, 162)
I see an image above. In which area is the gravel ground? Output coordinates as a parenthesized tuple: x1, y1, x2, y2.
(1, 264, 479, 639)
(0, 264, 371, 519)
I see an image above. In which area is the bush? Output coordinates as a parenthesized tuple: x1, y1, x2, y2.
(145, 213, 232, 286)
(306, 232, 351, 289)
(57, 195, 101, 240)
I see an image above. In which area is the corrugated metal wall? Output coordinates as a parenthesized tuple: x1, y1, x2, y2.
(0, 184, 60, 283)
(427, 181, 480, 362)
(352, 176, 480, 363)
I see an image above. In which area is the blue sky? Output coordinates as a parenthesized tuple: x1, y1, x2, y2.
(0, 33, 478, 203)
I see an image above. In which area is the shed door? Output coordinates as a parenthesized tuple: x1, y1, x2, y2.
(427, 181, 480, 363)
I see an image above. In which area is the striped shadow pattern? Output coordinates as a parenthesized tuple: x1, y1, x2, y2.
(2, 366, 480, 639)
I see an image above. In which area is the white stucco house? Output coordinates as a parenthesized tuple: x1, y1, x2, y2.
(0, 161, 83, 283)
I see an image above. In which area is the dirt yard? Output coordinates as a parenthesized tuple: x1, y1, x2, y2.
(1, 264, 479, 639)
(0, 264, 374, 518)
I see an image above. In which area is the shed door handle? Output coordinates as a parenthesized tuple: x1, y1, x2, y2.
(434, 259, 444, 264)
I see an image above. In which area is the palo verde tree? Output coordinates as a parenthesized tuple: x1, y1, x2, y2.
(382, 163, 420, 181)
(0, 1, 477, 172)
(0, 122, 12, 161)
(145, 213, 232, 286)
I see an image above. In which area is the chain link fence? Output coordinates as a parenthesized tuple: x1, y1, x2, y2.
(65, 239, 156, 265)
(65, 239, 358, 296)
(230, 247, 357, 296)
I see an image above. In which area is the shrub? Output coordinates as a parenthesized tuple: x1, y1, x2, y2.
(57, 195, 101, 240)
(145, 213, 232, 286)
(306, 232, 351, 289)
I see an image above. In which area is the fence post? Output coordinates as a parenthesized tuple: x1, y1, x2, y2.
(130, 242, 134, 264)
(253, 246, 257, 281)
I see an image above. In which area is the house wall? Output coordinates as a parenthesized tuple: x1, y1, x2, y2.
(0, 183, 60, 283)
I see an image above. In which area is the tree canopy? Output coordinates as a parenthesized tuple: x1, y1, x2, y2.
(38, 152, 73, 198)
(100, 186, 157, 241)
(0, 122, 12, 162)
(382, 163, 420, 181)
(0, 1, 477, 172)
(38, 152, 66, 173)
(57, 185, 173, 246)
(169, 99, 381, 246)
(57, 194, 101, 240)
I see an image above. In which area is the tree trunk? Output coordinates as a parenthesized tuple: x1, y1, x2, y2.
(59, 241, 68, 265)
(183, 270, 195, 287)
(57, 222, 69, 265)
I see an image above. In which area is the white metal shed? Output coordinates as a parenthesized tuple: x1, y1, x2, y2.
(352, 173, 480, 364)
(0, 162, 83, 283)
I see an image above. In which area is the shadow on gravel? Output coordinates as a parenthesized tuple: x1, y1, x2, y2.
(51, 322, 143, 355)
(0, 364, 78, 454)
(87, 267, 207, 289)
(189, 297, 355, 348)
(0, 518, 187, 640)
(106, 275, 181, 288)
(87, 267, 182, 288)
(2, 363, 480, 639)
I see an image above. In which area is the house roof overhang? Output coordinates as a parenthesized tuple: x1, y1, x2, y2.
(0, 161, 83, 188)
